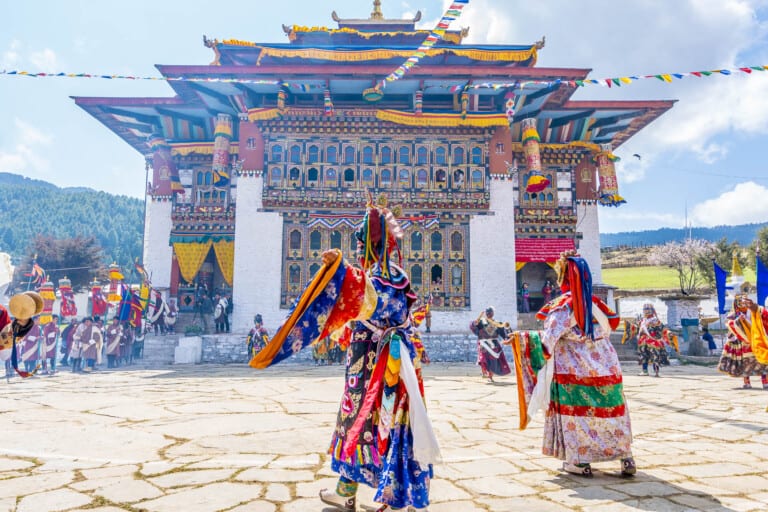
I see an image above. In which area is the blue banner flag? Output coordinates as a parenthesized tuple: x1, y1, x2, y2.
(714, 261, 728, 315)
(757, 257, 768, 308)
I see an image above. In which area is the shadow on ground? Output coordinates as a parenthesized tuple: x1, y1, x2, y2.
(548, 470, 738, 511)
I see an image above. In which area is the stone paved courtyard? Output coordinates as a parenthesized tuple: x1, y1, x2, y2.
(1, 363, 767, 512)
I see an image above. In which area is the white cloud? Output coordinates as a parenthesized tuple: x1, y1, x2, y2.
(424, 1, 768, 167)
(0, 119, 52, 175)
(1, 39, 22, 68)
(29, 48, 58, 71)
(690, 181, 768, 226)
(1, 40, 59, 71)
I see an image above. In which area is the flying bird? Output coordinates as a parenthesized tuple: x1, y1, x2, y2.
(632, 154, 641, 160)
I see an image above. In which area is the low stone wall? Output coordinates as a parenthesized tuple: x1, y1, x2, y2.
(195, 331, 640, 365)
(199, 332, 508, 365)
(200, 334, 313, 364)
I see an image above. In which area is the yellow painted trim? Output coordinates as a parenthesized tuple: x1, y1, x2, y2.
(376, 109, 508, 127)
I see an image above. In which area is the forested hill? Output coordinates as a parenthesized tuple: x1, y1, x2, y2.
(601, 223, 768, 248)
(0, 172, 143, 266)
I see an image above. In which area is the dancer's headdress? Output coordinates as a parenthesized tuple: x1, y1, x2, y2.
(642, 303, 657, 318)
(733, 293, 749, 313)
(554, 250, 595, 338)
(355, 192, 403, 278)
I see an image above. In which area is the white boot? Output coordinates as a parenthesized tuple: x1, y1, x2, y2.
(562, 461, 593, 477)
(319, 489, 356, 512)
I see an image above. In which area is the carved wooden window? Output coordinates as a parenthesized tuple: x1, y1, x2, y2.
(344, 146, 355, 164)
(324, 168, 336, 185)
(431, 232, 443, 252)
(270, 167, 281, 185)
(307, 168, 319, 183)
(453, 147, 465, 165)
(362, 168, 374, 187)
(453, 169, 465, 189)
(430, 265, 443, 286)
(471, 147, 483, 165)
(290, 145, 301, 164)
(327, 146, 338, 163)
(435, 147, 447, 165)
(398, 146, 410, 164)
(471, 169, 483, 188)
(289, 167, 300, 181)
(289, 264, 301, 284)
(349, 232, 358, 253)
(343, 168, 355, 184)
(417, 147, 428, 164)
(451, 265, 463, 286)
(451, 231, 463, 252)
(411, 265, 423, 286)
(363, 146, 374, 164)
(381, 146, 392, 164)
(380, 169, 392, 186)
(416, 169, 428, 187)
(309, 263, 320, 276)
(435, 169, 447, 187)
(309, 230, 322, 250)
(196, 171, 204, 185)
(398, 169, 410, 187)
(330, 231, 342, 250)
(308, 145, 320, 163)
(271, 145, 283, 162)
(289, 230, 302, 250)
(411, 231, 423, 251)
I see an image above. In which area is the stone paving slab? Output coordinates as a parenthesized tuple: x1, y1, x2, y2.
(0, 363, 767, 511)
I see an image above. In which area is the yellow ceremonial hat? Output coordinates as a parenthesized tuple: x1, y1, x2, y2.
(24, 291, 44, 316)
(9, 293, 36, 320)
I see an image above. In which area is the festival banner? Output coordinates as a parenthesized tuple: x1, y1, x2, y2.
(713, 261, 728, 315)
(757, 256, 768, 308)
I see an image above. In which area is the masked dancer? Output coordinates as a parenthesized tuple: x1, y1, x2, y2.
(249, 197, 439, 512)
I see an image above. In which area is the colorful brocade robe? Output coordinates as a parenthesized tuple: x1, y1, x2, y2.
(719, 309, 768, 377)
(512, 293, 632, 465)
(540, 304, 632, 464)
(249, 254, 439, 510)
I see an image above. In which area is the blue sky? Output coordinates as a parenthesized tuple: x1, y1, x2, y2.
(2, 0, 768, 233)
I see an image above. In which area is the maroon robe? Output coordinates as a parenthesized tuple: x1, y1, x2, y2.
(20, 324, 42, 363)
(43, 322, 59, 359)
(105, 324, 123, 356)
(78, 324, 101, 361)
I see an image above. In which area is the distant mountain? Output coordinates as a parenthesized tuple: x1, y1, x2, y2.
(0, 172, 58, 190)
(601, 223, 768, 248)
(0, 172, 143, 268)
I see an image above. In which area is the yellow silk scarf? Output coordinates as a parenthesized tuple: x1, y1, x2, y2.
(750, 307, 768, 365)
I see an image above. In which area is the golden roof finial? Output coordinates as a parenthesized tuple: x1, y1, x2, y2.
(371, 0, 383, 20)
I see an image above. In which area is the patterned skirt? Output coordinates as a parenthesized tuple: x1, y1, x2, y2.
(638, 343, 670, 367)
(328, 328, 431, 509)
(477, 338, 511, 376)
(718, 338, 768, 377)
(543, 337, 633, 464)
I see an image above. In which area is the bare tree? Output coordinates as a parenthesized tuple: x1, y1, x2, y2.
(649, 239, 713, 295)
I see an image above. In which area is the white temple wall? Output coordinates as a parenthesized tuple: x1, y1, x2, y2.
(432, 178, 518, 331)
(576, 202, 603, 283)
(231, 174, 284, 333)
(143, 198, 173, 290)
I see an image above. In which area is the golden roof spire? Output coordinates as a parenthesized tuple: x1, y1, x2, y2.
(371, 0, 383, 20)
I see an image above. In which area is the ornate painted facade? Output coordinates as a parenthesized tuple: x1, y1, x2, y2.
(74, 3, 673, 332)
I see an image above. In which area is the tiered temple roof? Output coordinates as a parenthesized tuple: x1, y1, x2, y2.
(74, 3, 673, 157)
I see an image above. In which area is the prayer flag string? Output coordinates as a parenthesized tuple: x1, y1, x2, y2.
(2, 64, 766, 90)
